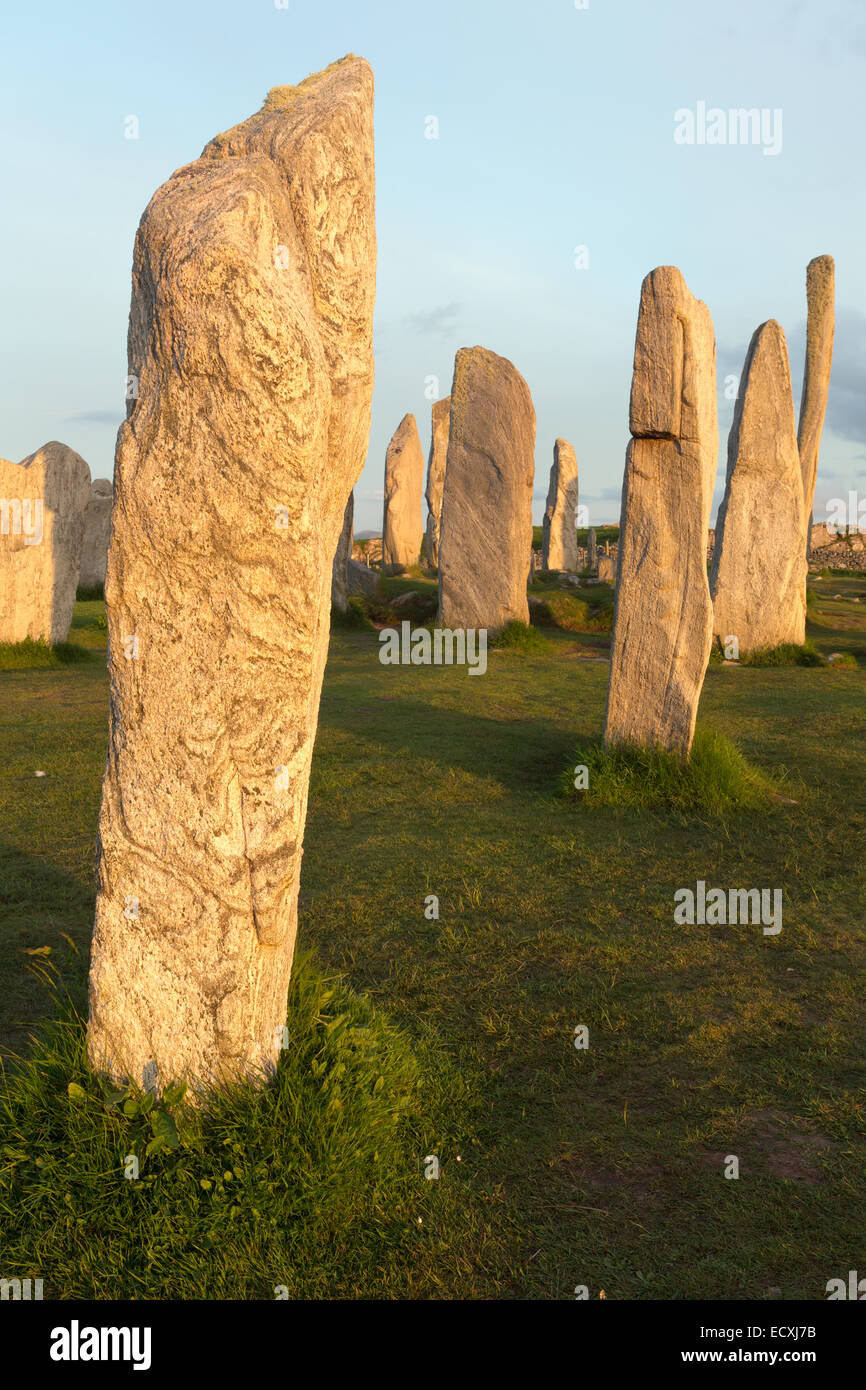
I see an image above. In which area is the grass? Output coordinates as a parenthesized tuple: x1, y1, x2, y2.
(561, 726, 779, 814)
(740, 642, 825, 668)
(1, 594, 866, 1298)
(330, 597, 376, 631)
(531, 591, 613, 633)
(0, 638, 95, 670)
(489, 620, 551, 652)
(0, 952, 479, 1298)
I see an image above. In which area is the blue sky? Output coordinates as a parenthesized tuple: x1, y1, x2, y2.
(2, 0, 864, 533)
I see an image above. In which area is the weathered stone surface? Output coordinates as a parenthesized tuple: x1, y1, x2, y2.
(810, 523, 835, 551)
(80, 478, 113, 589)
(382, 414, 424, 568)
(604, 266, 718, 757)
(797, 255, 834, 547)
(424, 396, 450, 569)
(597, 553, 617, 584)
(0, 442, 91, 643)
(347, 557, 380, 598)
(438, 346, 535, 630)
(87, 55, 376, 1094)
(541, 438, 578, 571)
(586, 527, 597, 572)
(331, 492, 354, 612)
(710, 320, 806, 651)
(352, 536, 382, 568)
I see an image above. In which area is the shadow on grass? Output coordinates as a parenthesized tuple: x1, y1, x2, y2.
(0, 843, 95, 1058)
(318, 692, 577, 797)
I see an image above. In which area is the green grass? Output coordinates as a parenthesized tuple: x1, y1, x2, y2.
(0, 952, 481, 1298)
(489, 620, 551, 653)
(740, 642, 825, 668)
(561, 726, 779, 815)
(2, 596, 866, 1298)
(577, 525, 620, 546)
(0, 638, 95, 670)
(531, 592, 613, 633)
(330, 597, 376, 631)
(532, 525, 620, 551)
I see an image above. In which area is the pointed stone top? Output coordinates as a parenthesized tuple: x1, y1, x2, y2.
(391, 412, 418, 438)
(202, 55, 373, 160)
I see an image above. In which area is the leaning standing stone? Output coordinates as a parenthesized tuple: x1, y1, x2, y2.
(87, 56, 376, 1094)
(438, 346, 535, 631)
(0, 441, 91, 643)
(586, 527, 597, 573)
(604, 266, 718, 757)
(80, 478, 113, 590)
(541, 438, 578, 571)
(797, 255, 835, 553)
(424, 396, 450, 569)
(331, 492, 354, 613)
(382, 413, 424, 569)
(710, 321, 806, 651)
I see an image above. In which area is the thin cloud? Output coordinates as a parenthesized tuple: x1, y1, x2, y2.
(66, 409, 123, 425)
(402, 302, 461, 336)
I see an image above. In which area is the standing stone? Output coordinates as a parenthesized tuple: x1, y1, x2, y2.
(87, 56, 376, 1094)
(586, 527, 597, 572)
(347, 557, 380, 599)
(439, 347, 536, 631)
(604, 266, 718, 757)
(331, 492, 354, 613)
(438, 347, 535, 631)
(382, 414, 424, 569)
(80, 478, 113, 590)
(597, 553, 617, 585)
(710, 321, 806, 651)
(797, 255, 835, 551)
(541, 438, 578, 571)
(0, 442, 91, 643)
(424, 396, 450, 569)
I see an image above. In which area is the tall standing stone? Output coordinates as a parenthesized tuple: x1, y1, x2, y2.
(604, 266, 718, 757)
(586, 527, 597, 572)
(382, 414, 424, 569)
(331, 492, 354, 613)
(438, 346, 535, 631)
(710, 321, 806, 651)
(797, 255, 835, 551)
(0, 442, 91, 643)
(80, 478, 113, 590)
(87, 56, 376, 1094)
(424, 396, 450, 569)
(541, 438, 578, 571)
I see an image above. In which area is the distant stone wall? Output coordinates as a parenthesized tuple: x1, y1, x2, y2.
(809, 544, 866, 572)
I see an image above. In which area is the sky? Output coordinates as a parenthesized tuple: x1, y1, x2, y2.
(2, 0, 865, 534)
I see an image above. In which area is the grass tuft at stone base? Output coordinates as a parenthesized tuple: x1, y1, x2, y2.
(0, 638, 95, 670)
(740, 642, 825, 668)
(489, 621, 551, 654)
(562, 726, 779, 814)
(0, 950, 472, 1299)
